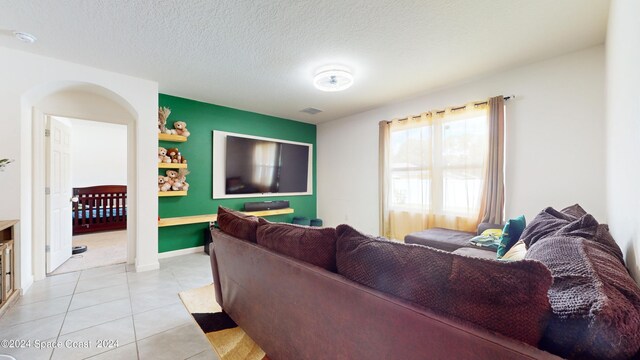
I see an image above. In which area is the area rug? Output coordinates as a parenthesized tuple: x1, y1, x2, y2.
(179, 284, 268, 360)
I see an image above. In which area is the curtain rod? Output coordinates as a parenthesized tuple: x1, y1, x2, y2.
(388, 95, 514, 123)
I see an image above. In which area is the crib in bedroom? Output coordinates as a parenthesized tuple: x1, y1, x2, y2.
(72, 185, 127, 235)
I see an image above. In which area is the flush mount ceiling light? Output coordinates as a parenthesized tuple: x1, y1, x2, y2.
(13, 31, 37, 43)
(313, 67, 353, 92)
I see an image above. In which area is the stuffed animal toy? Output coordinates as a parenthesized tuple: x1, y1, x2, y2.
(177, 169, 190, 192)
(158, 107, 171, 134)
(158, 147, 171, 163)
(166, 148, 187, 164)
(166, 170, 181, 190)
(171, 178, 184, 191)
(158, 176, 172, 192)
(173, 121, 190, 138)
(166, 147, 179, 162)
(166, 169, 178, 180)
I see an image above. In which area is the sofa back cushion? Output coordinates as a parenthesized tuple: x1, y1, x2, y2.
(257, 222, 337, 272)
(335, 224, 552, 346)
(217, 206, 259, 242)
(525, 234, 640, 359)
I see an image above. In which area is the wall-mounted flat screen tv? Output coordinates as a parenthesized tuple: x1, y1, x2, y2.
(212, 131, 313, 199)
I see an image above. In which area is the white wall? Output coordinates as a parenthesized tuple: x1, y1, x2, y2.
(606, 0, 640, 281)
(318, 45, 606, 235)
(0, 47, 159, 292)
(67, 118, 127, 187)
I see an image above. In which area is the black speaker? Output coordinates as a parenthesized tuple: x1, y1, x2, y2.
(244, 200, 290, 212)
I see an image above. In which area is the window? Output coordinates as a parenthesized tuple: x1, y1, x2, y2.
(389, 111, 487, 218)
(380, 103, 493, 239)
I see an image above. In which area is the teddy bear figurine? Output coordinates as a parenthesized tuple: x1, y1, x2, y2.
(166, 148, 187, 164)
(158, 147, 171, 163)
(177, 169, 190, 192)
(173, 121, 190, 138)
(158, 176, 172, 192)
(172, 178, 184, 191)
(166, 170, 181, 191)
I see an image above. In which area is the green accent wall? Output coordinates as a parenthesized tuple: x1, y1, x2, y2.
(158, 94, 317, 253)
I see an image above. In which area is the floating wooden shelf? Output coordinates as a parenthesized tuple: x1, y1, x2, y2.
(158, 191, 187, 197)
(158, 214, 218, 227)
(158, 162, 188, 169)
(158, 208, 294, 227)
(243, 207, 294, 217)
(158, 133, 187, 142)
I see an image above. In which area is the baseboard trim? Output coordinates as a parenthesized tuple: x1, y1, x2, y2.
(20, 274, 34, 294)
(135, 261, 160, 272)
(158, 246, 203, 259)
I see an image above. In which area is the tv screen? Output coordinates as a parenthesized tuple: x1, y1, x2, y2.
(215, 133, 311, 197)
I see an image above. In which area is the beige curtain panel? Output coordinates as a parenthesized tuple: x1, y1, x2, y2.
(478, 96, 505, 225)
(379, 98, 504, 241)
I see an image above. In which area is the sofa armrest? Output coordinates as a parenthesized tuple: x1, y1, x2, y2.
(209, 237, 224, 308)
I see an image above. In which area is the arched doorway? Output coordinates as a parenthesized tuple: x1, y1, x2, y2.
(23, 82, 140, 280)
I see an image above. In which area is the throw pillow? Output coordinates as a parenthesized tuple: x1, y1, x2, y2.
(525, 235, 640, 359)
(497, 215, 526, 258)
(336, 224, 552, 346)
(256, 222, 337, 272)
(500, 240, 527, 261)
(216, 206, 260, 242)
(481, 228, 502, 237)
(468, 233, 501, 250)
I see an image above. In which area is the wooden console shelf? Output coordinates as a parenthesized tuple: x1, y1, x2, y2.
(158, 162, 187, 169)
(158, 208, 294, 227)
(0, 220, 18, 317)
(158, 133, 187, 142)
(158, 191, 187, 197)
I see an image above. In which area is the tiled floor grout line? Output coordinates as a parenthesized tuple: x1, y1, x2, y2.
(78, 265, 137, 360)
(50, 272, 82, 360)
(12, 287, 76, 307)
(0, 308, 68, 328)
(51, 259, 127, 277)
(125, 267, 142, 360)
(65, 295, 131, 316)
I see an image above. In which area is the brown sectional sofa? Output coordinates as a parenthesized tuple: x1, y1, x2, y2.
(210, 229, 558, 359)
(209, 206, 640, 359)
(404, 222, 503, 253)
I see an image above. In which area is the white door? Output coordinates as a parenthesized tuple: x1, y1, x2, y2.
(46, 116, 73, 273)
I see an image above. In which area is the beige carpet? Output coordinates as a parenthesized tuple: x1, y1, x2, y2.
(179, 284, 268, 360)
(49, 230, 127, 275)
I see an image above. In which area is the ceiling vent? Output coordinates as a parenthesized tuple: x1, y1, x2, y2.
(300, 107, 322, 115)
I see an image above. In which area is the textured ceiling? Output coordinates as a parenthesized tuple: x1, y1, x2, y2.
(0, 0, 610, 123)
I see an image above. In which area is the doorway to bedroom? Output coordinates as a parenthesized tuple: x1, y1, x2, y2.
(47, 116, 128, 275)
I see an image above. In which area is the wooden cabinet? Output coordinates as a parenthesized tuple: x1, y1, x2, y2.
(0, 220, 18, 315)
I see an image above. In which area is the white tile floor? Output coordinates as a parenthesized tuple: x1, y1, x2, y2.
(0, 253, 219, 360)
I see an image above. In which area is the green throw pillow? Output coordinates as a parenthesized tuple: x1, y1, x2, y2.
(497, 215, 526, 259)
